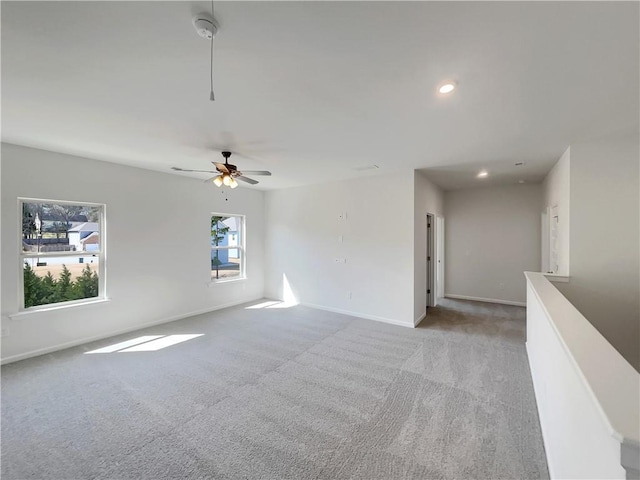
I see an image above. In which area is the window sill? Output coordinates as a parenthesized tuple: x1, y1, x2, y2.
(207, 277, 246, 287)
(10, 297, 111, 319)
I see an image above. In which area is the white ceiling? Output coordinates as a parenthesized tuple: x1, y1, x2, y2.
(2, 1, 638, 190)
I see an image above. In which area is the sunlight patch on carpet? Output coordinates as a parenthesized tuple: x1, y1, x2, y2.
(85, 334, 203, 354)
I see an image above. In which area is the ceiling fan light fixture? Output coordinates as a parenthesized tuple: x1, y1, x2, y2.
(171, 151, 270, 189)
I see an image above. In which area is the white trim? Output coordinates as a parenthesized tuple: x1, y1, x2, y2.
(444, 293, 526, 307)
(21, 250, 102, 259)
(426, 213, 435, 308)
(301, 302, 414, 328)
(207, 277, 246, 286)
(0, 296, 262, 365)
(211, 213, 246, 283)
(414, 312, 427, 327)
(10, 297, 111, 318)
(543, 273, 570, 283)
(18, 198, 106, 311)
(15, 197, 105, 208)
(525, 340, 558, 480)
(524, 272, 639, 445)
(436, 215, 445, 300)
(524, 272, 638, 478)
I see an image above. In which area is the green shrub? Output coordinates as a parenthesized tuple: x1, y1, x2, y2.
(23, 264, 99, 308)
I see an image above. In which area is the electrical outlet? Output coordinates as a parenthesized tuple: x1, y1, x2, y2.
(338, 212, 348, 221)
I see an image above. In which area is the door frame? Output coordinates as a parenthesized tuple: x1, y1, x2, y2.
(426, 214, 435, 308)
(541, 209, 549, 273)
(436, 215, 445, 301)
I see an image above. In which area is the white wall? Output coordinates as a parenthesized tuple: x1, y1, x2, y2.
(542, 147, 570, 275)
(444, 184, 542, 305)
(555, 136, 640, 370)
(1, 143, 265, 362)
(264, 172, 415, 326)
(414, 171, 444, 323)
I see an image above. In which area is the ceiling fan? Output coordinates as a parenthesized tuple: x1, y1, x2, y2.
(171, 151, 271, 188)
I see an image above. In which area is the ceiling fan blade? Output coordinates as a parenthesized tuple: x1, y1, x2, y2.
(240, 170, 271, 176)
(172, 167, 218, 173)
(236, 175, 259, 185)
(214, 162, 229, 174)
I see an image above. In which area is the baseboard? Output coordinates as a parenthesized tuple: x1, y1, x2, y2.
(414, 312, 427, 327)
(301, 302, 414, 329)
(444, 293, 526, 307)
(0, 296, 264, 365)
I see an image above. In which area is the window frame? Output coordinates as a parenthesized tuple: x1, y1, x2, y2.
(18, 197, 107, 311)
(210, 213, 246, 283)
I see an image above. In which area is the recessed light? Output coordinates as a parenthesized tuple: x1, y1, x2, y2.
(439, 83, 456, 94)
(477, 170, 488, 178)
(518, 180, 525, 184)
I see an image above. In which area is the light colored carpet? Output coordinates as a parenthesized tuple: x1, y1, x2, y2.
(1, 298, 548, 479)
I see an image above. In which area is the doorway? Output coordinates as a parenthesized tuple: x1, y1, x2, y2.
(436, 215, 444, 301)
(426, 214, 435, 308)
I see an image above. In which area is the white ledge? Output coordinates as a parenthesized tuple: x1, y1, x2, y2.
(9, 298, 111, 319)
(542, 273, 570, 283)
(207, 277, 246, 287)
(525, 272, 639, 446)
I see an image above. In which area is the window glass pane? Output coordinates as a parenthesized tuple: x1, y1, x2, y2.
(211, 215, 243, 281)
(23, 257, 100, 308)
(22, 202, 101, 254)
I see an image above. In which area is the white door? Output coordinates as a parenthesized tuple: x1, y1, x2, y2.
(436, 216, 445, 300)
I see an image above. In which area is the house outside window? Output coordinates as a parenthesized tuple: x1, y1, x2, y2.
(211, 214, 245, 282)
(20, 199, 106, 310)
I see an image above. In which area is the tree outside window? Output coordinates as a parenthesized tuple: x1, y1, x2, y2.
(20, 199, 105, 309)
(210, 214, 244, 282)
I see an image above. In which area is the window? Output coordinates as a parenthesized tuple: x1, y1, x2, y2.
(211, 214, 244, 282)
(20, 199, 105, 310)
